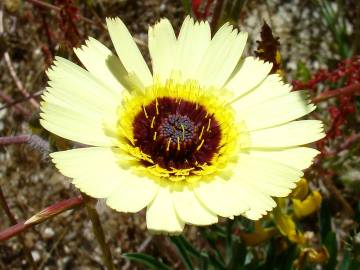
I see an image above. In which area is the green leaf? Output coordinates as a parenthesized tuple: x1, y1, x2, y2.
(122, 253, 171, 270)
(181, 0, 191, 14)
(320, 199, 332, 243)
(170, 236, 195, 270)
(324, 232, 338, 270)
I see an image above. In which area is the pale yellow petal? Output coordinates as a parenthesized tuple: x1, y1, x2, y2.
(231, 74, 291, 110)
(237, 91, 316, 131)
(193, 22, 247, 87)
(74, 37, 126, 92)
(106, 17, 153, 86)
(194, 177, 249, 218)
(148, 18, 176, 82)
(248, 147, 320, 171)
(249, 120, 325, 148)
(50, 147, 138, 198)
(146, 184, 184, 233)
(106, 175, 159, 213)
(193, 23, 244, 87)
(174, 16, 211, 82)
(40, 104, 116, 147)
(172, 183, 218, 225)
(230, 179, 276, 220)
(233, 153, 303, 197)
(227, 57, 273, 100)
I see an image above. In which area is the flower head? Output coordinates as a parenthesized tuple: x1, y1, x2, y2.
(40, 16, 325, 233)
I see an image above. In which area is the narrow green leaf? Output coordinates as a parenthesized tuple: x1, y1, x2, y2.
(324, 232, 338, 270)
(320, 199, 331, 243)
(170, 236, 195, 270)
(123, 253, 171, 270)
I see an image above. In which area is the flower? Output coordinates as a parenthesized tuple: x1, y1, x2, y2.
(40, 16, 325, 233)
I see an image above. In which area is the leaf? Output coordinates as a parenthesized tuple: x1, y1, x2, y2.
(170, 236, 195, 270)
(320, 199, 332, 243)
(323, 232, 338, 270)
(122, 253, 171, 270)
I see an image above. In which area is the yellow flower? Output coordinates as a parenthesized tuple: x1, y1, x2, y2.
(40, 17, 325, 233)
(292, 191, 322, 219)
(273, 207, 305, 245)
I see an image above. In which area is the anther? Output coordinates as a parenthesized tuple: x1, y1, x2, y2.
(177, 137, 180, 151)
(153, 131, 157, 141)
(196, 139, 205, 151)
(166, 138, 172, 151)
(155, 98, 159, 115)
(207, 118, 212, 132)
(142, 105, 148, 119)
(151, 116, 156, 128)
(181, 124, 185, 140)
(199, 126, 205, 140)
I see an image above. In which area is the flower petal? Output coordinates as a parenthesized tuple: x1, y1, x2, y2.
(174, 17, 211, 82)
(227, 57, 273, 100)
(148, 18, 176, 83)
(248, 147, 320, 171)
(194, 23, 248, 88)
(249, 120, 325, 148)
(146, 184, 184, 233)
(106, 17, 153, 86)
(106, 175, 159, 213)
(50, 147, 144, 199)
(231, 74, 291, 110)
(194, 176, 249, 218)
(172, 183, 218, 225)
(41, 57, 121, 146)
(74, 37, 126, 92)
(237, 91, 316, 131)
(234, 153, 303, 197)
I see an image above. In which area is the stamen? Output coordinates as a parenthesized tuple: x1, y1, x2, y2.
(199, 126, 205, 140)
(196, 139, 205, 151)
(166, 138, 172, 151)
(142, 105, 148, 119)
(207, 118, 212, 132)
(177, 137, 180, 151)
(155, 98, 159, 115)
(151, 116, 156, 128)
(153, 131, 157, 141)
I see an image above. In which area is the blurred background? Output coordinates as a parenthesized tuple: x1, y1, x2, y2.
(0, 0, 360, 269)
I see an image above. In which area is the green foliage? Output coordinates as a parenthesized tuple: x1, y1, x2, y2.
(122, 253, 171, 270)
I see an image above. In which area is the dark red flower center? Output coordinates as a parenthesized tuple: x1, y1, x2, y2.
(132, 97, 221, 171)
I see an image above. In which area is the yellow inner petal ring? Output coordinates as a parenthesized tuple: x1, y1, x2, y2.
(117, 76, 248, 182)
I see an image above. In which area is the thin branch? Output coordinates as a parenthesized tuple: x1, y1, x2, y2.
(24, 0, 147, 47)
(312, 84, 360, 103)
(0, 90, 42, 112)
(0, 134, 50, 154)
(0, 9, 39, 109)
(0, 135, 32, 145)
(321, 173, 355, 217)
(0, 196, 83, 242)
(82, 193, 115, 270)
(0, 186, 36, 269)
(25, 0, 100, 27)
(0, 91, 29, 116)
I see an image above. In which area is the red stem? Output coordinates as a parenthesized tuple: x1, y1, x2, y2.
(312, 83, 360, 103)
(0, 196, 83, 242)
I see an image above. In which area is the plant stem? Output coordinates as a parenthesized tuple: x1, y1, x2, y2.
(0, 186, 36, 269)
(312, 83, 360, 103)
(82, 193, 115, 270)
(0, 196, 83, 242)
